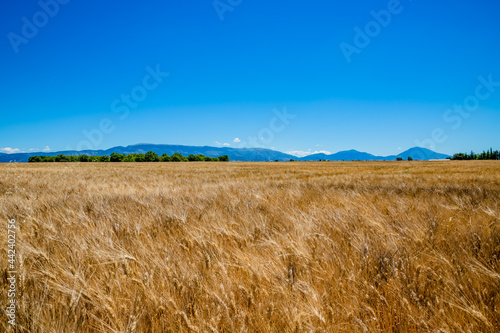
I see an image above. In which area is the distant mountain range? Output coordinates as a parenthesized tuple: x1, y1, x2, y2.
(303, 147, 450, 161)
(0, 144, 450, 163)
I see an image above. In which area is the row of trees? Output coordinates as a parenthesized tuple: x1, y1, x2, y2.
(450, 149, 499, 160)
(28, 152, 230, 163)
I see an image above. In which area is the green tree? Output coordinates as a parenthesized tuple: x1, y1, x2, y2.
(110, 153, 124, 162)
(160, 153, 171, 162)
(145, 151, 160, 162)
(55, 154, 70, 162)
(122, 154, 134, 162)
(25, 151, 231, 163)
(171, 153, 182, 162)
(98, 155, 111, 162)
(28, 156, 42, 163)
(396, 157, 403, 161)
(133, 154, 146, 162)
(79, 154, 90, 162)
(407, 156, 413, 161)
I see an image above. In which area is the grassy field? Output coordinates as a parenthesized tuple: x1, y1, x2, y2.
(1, 161, 499, 332)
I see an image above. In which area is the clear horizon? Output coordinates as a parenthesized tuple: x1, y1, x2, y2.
(1, 0, 499, 156)
(0, 142, 450, 159)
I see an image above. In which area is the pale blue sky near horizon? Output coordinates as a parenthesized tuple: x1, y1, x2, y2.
(1, 0, 499, 157)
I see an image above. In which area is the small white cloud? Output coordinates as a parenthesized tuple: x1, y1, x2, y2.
(286, 150, 332, 158)
(233, 138, 241, 143)
(223, 143, 230, 146)
(26, 146, 51, 152)
(215, 141, 222, 146)
(0, 147, 22, 154)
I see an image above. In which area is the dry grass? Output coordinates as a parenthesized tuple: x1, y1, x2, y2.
(1, 161, 499, 332)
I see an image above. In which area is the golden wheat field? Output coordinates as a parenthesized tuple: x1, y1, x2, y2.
(1, 161, 499, 332)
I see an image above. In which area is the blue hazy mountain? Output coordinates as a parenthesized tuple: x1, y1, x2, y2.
(299, 147, 450, 161)
(0, 144, 450, 163)
(395, 147, 450, 160)
(0, 144, 297, 162)
(299, 149, 387, 161)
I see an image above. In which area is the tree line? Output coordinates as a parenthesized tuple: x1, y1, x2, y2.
(450, 149, 499, 160)
(28, 152, 230, 163)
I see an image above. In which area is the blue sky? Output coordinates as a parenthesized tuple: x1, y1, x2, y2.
(1, 0, 499, 156)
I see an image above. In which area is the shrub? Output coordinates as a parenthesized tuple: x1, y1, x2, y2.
(145, 151, 160, 162)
